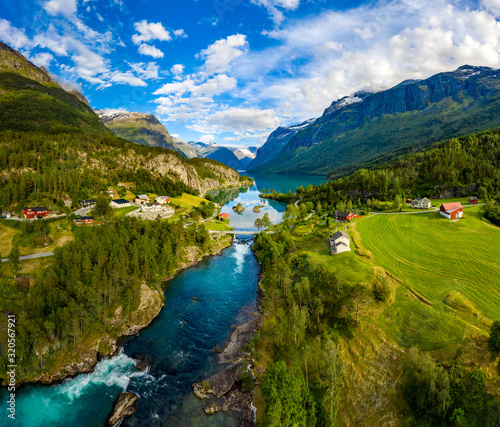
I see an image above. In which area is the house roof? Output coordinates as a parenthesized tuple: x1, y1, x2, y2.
(136, 194, 149, 199)
(112, 199, 130, 204)
(332, 230, 349, 241)
(220, 212, 229, 218)
(24, 207, 48, 212)
(79, 199, 96, 203)
(441, 202, 463, 212)
(76, 216, 94, 221)
(145, 202, 160, 207)
(336, 210, 351, 217)
(469, 196, 478, 200)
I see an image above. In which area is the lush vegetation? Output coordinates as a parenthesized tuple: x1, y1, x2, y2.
(482, 202, 500, 227)
(402, 348, 499, 425)
(0, 217, 214, 383)
(252, 220, 375, 426)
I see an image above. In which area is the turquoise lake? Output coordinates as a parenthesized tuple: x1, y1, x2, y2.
(2, 173, 324, 426)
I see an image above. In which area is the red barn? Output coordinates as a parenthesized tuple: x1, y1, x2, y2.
(468, 196, 478, 204)
(219, 213, 229, 220)
(23, 207, 50, 219)
(335, 211, 357, 222)
(439, 202, 463, 219)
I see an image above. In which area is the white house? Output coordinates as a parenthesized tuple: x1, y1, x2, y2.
(411, 197, 432, 209)
(134, 194, 150, 204)
(110, 199, 132, 208)
(155, 196, 170, 204)
(329, 230, 351, 255)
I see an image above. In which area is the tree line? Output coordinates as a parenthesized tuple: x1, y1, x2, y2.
(0, 217, 212, 383)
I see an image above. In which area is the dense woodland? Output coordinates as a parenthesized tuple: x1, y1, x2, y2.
(262, 129, 500, 215)
(0, 130, 235, 211)
(0, 218, 213, 382)
(252, 227, 370, 426)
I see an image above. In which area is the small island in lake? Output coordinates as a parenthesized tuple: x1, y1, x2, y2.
(253, 205, 265, 213)
(232, 202, 245, 212)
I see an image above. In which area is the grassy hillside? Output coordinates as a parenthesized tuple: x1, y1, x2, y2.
(358, 209, 500, 349)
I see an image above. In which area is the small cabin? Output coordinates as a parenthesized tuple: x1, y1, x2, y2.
(219, 213, 230, 221)
(134, 194, 151, 204)
(79, 199, 96, 208)
(440, 202, 463, 219)
(75, 216, 94, 225)
(110, 199, 132, 208)
(411, 197, 431, 209)
(156, 196, 170, 205)
(468, 196, 478, 204)
(329, 231, 351, 255)
(335, 211, 357, 222)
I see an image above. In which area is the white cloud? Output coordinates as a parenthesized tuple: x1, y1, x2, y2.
(109, 71, 146, 87)
(173, 29, 187, 38)
(191, 107, 282, 133)
(0, 19, 31, 50)
(171, 64, 185, 75)
(43, 0, 77, 17)
(154, 74, 237, 96)
(200, 134, 215, 143)
(127, 62, 161, 80)
(483, 0, 500, 16)
(138, 44, 164, 58)
(251, 0, 301, 25)
(30, 52, 54, 68)
(198, 34, 248, 75)
(132, 20, 171, 45)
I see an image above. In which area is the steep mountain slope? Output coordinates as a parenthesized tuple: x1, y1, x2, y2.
(0, 41, 109, 135)
(250, 66, 500, 176)
(0, 41, 247, 209)
(173, 136, 200, 158)
(96, 109, 183, 154)
(248, 119, 315, 169)
(187, 141, 256, 170)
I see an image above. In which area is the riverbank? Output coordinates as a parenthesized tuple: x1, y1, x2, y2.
(16, 235, 233, 388)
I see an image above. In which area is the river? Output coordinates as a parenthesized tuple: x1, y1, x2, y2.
(4, 173, 324, 426)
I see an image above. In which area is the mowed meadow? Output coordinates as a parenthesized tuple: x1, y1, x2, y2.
(356, 208, 500, 351)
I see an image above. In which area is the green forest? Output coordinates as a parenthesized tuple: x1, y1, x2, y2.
(0, 217, 213, 383)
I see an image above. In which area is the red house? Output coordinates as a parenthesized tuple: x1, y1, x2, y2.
(23, 207, 50, 219)
(468, 196, 478, 204)
(74, 216, 94, 225)
(335, 211, 357, 222)
(439, 202, 463, 219)
(219, 213, 230, 220)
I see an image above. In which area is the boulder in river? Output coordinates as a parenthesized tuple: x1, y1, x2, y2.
(193, 361, 243, 399)
(108, 392, 138, 426)
(204, 403, 221, 415)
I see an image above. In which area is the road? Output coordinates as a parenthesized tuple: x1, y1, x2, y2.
(73, 207, 93, 216)
(1, 252, 55, 263)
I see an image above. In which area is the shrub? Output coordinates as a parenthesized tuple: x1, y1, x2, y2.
(489, 321, 500, 352)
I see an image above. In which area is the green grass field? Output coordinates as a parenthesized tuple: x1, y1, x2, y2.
(113, 206, 139, 219)
(203, 221, 233, 232)
(357, 208, 500, 350)
(169, 193, 206, 209)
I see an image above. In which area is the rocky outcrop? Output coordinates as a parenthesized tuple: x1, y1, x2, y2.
(108, 392, 138, 426)
(121, 284, 165, 336)
(193, 361, 243, 399)
(217, 314, 262, 364)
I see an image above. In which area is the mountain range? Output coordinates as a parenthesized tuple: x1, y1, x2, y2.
(249, 65, 500, 177)
(95, 109, 257, 170)
(0, 40, 246, 205)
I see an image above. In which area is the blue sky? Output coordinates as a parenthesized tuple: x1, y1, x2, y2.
(1, 0, 500, 147)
